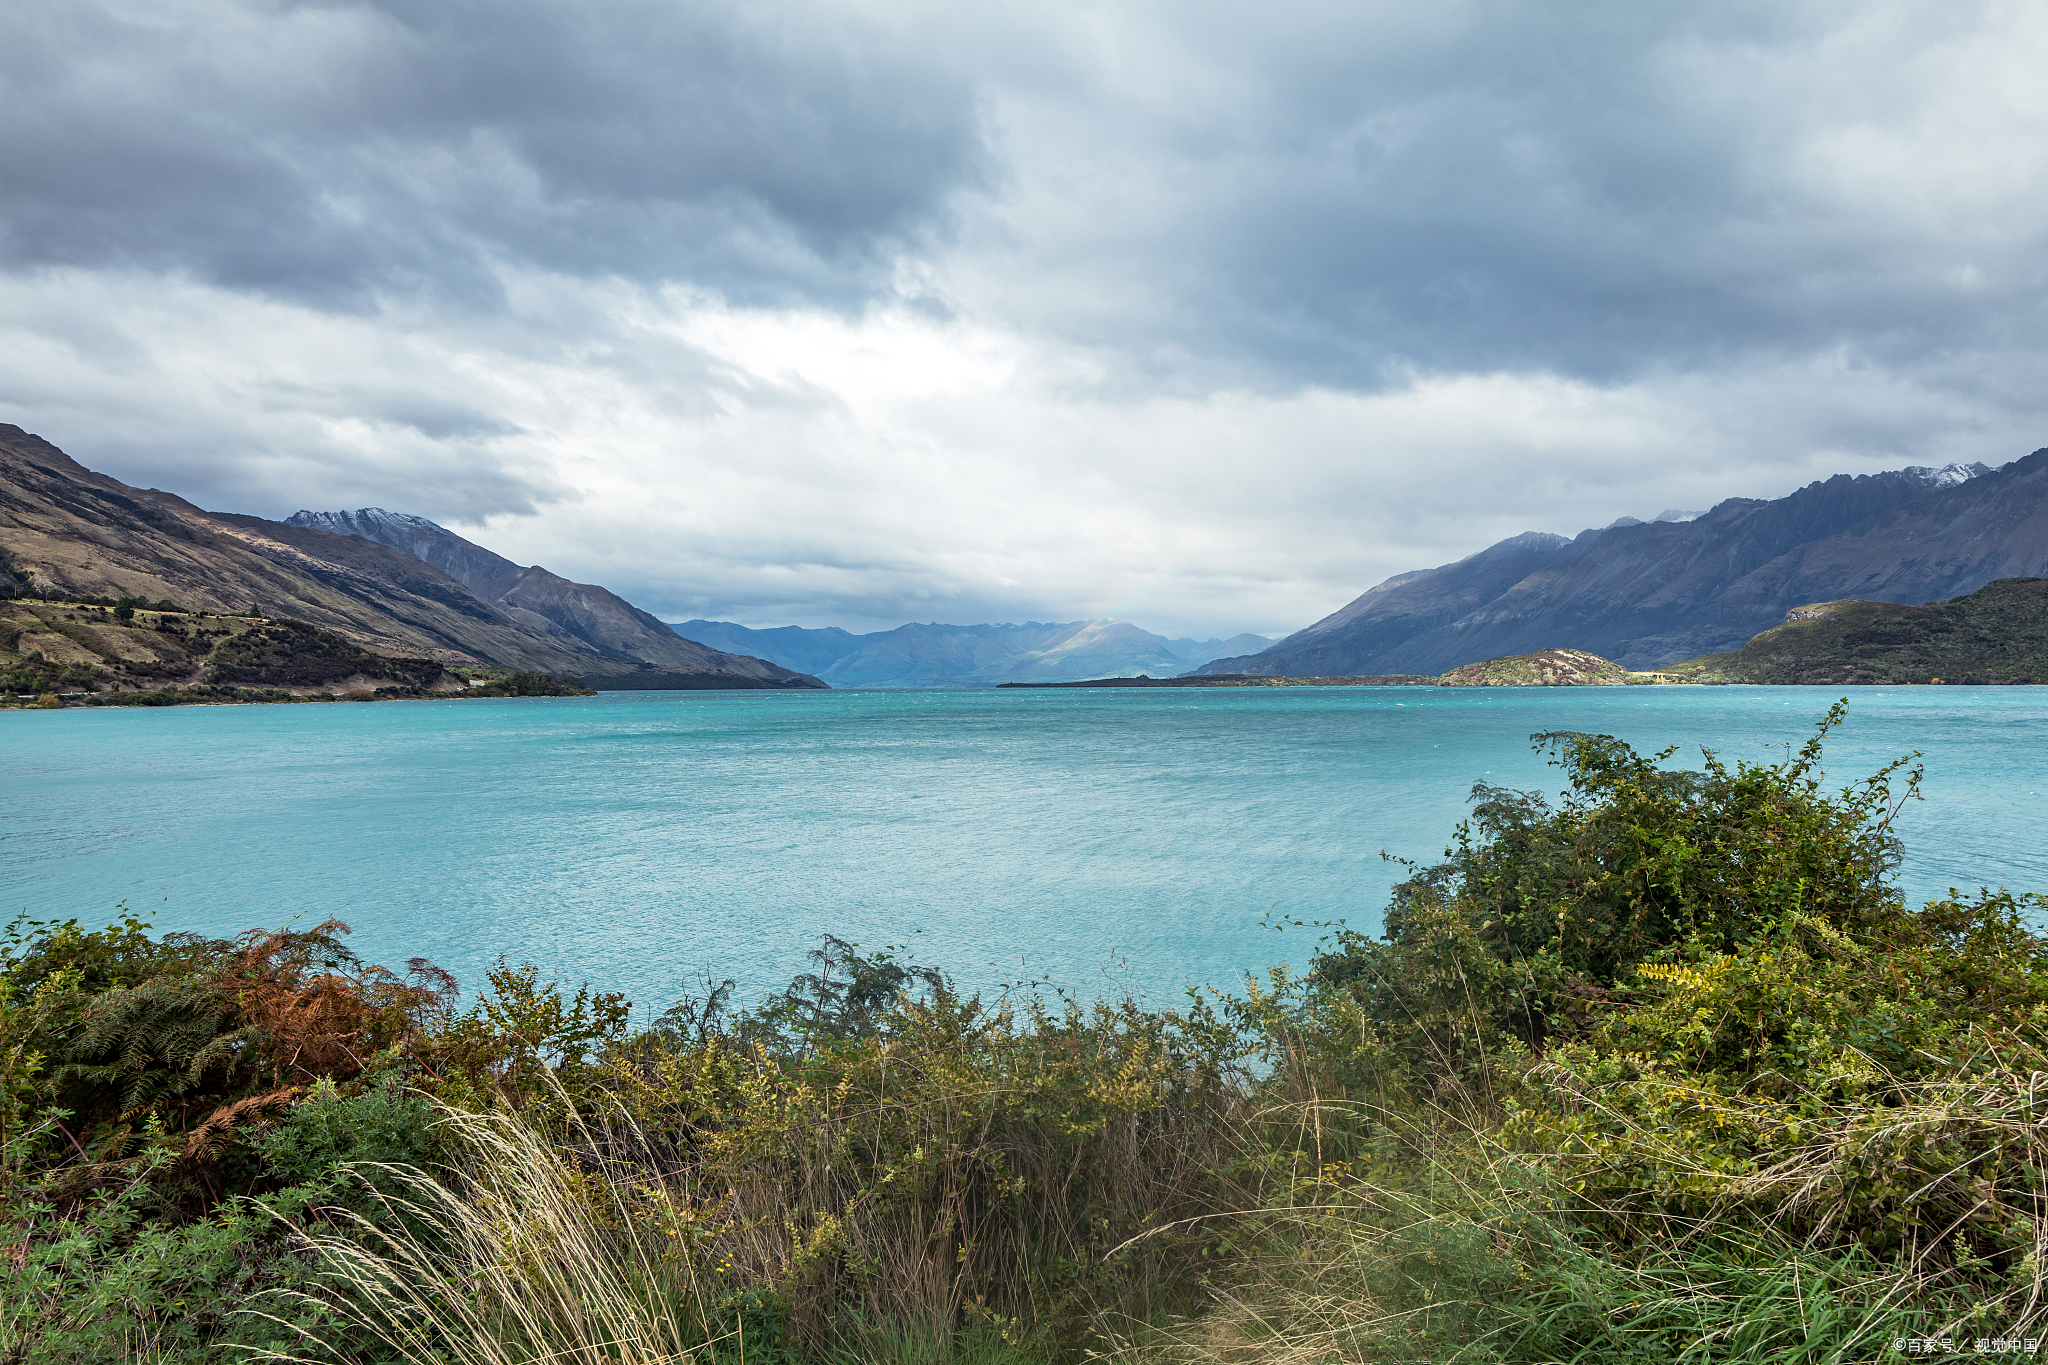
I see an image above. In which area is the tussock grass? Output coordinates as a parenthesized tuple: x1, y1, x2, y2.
(254, 985, 1261, 1365)
(248, 1103, 732, 1364)
(1111, 1058, 2048, 1365)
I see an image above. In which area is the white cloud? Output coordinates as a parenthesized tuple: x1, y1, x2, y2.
(5, 263, 2042, 638)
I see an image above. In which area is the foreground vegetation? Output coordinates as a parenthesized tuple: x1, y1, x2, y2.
(4, 702, 2043, 1362)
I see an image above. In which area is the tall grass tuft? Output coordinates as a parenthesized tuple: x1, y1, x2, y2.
(255, 977, 1264, 1365)
(1108, 1088, 2031, 1364)
(249, 1101, 739, 1364)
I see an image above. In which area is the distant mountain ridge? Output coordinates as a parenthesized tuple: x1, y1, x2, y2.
(674, 621, 868, 678)
(1197, 456, 2042, 676)
(676, 617, 1272, 688)
(290, 509, 1271, 689)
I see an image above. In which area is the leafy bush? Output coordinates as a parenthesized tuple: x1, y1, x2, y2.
(0, 651, 103, 695)
(1129, 703, 2048, 1364)
(206, 620, 449, 690)
(1305, 700, 1920, 1101)
(0, 914, 474, 1362)
(571, 938, 1254, 1358)
(462, 671, 599, 697)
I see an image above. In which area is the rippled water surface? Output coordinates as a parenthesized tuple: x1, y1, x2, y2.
(6, 687, 2046, 1013)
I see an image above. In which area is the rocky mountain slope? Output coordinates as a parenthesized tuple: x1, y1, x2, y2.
(0, 426, 823, 689)
(676, 617, 1271, 688)
(282, 507, 815, 685)
(1664, 577, 2048, 685)
(1197, 455, 2043, 676)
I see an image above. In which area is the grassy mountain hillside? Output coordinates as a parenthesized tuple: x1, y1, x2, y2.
(1198, 453, 2048, 676)
(0, 426, 824, 689)
(1666, 576, 2048, 684)
(0, 597, 472, 702)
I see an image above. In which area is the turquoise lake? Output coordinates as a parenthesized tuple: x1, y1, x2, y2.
(6, 687, 2047, 1019)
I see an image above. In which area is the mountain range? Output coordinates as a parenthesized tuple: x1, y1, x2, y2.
(0, 425, 1262, 691)
(675, 618, 1272, 689)
(1199, 453, 2048, 676)
(0, 426, 822, 689)
(13, 419, 2047, 691)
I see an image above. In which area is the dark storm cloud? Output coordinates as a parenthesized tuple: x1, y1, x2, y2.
(0, 0, 987, 308)
(8, 0, 2040, 385)
(974, 0, 2048, 386)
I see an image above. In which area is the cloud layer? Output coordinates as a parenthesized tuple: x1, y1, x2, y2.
(4, 0, 2047, 636)
(2, 0, 985, 305)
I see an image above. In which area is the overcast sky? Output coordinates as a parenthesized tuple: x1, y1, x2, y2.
(5, 1, 2046, 636)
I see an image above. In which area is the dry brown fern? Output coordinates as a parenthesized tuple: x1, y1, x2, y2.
(180, 1085, 304, 1171)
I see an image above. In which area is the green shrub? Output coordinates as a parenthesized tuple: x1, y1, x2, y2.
(251, 1077, 441, 1189)
(1132, 703, 2048, 1364)
(0, 652, 103, 696)
(1305, 700, 1921, 1102)
(463, 671, 598, 698)
(584, 943, 1254, 1359)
